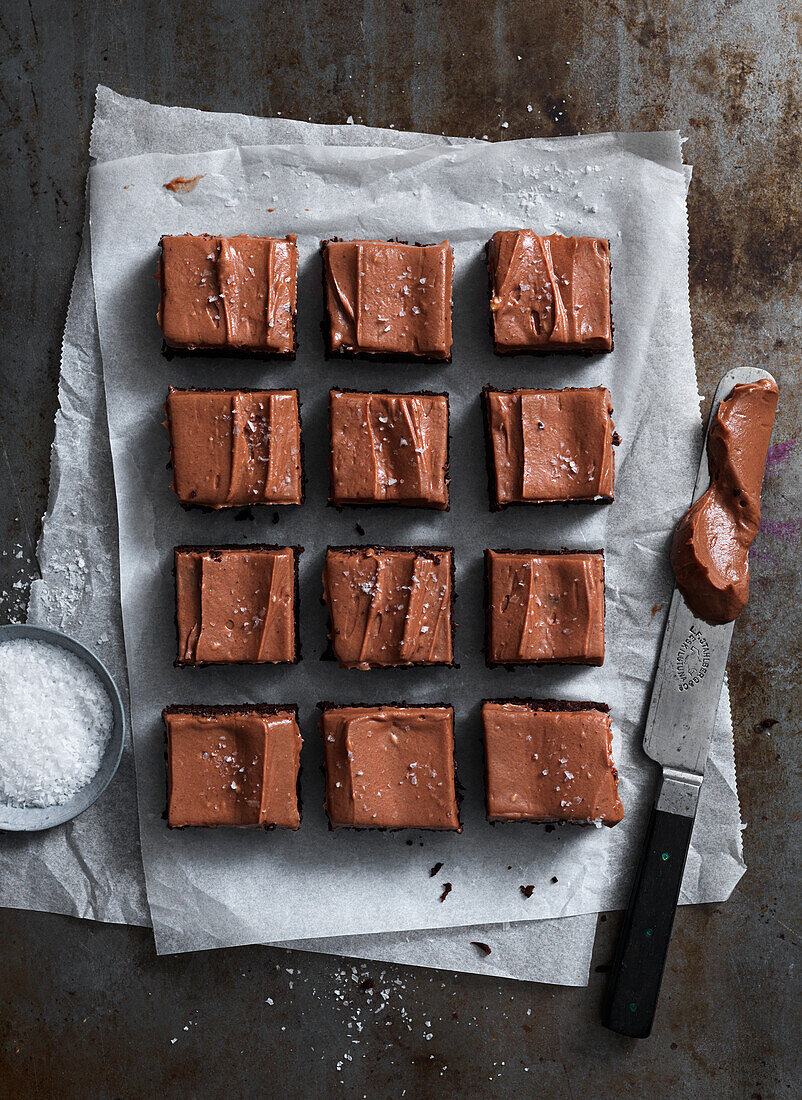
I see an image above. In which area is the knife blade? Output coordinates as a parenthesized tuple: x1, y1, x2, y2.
(603, 365, 777, 1038)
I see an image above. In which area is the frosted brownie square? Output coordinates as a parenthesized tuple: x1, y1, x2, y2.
(328, 389, 448, 508)
(320, 704, 459, 830)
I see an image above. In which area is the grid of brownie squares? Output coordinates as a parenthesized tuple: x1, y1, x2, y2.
(174, 545, 300, 666)
(165, 387, 304, 508)
(158, 234, 298, 356)
(481, 700, 623, 825)
(160, 229, 623, 831)
(328, 389, 449, 509)
(320, 704, 460, 830)
(164, 705, 302, 829)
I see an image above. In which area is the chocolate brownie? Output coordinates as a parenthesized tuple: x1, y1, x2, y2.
(158, 233, 297, 357)
(164, 704, 302, 829)
(482, 386, 617, 507)
(319, 703, 460, 830)
(321, 239, 453, 361)
(485, 549, 605, 666)
(486, 230, 612, 354)
(165, 386, 303, 508)
(323, 546, 455, 669)
(481, 699, 624, 826)
(328, 389, 449, 509)
(174, 544, 301, 666)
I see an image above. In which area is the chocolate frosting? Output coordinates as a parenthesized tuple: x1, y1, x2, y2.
(165, 707, 301, 828)
(323, 547, 453, 669)
(488, 230, 612, 353)
(485, 387, 615, 504)
(163, 175, 204, 194)
(487, 551, 605, 665)
(329, 390, 449, 508)
(670, 378, 779, 625)
(175, 546, 296, 664)
(158, 234, 297, 353)
(323, 240, 453, 359)
(166, 387, 302, 508)
(321, 705, 459, 829)
(482, 702, 624, 825)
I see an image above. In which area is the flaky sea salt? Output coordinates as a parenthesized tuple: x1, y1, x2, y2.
(0, 639, 113, 808)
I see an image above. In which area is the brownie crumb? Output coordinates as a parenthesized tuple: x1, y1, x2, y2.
(234, 508, 254, 522)
(471, 941, 492, 956)
(439, 882, 452, 902)
(272, 511, 280, 524)
(551, 876, 559, 884)
(759, 718, 778, 729)
(359, 977, 375, 991)
(429, 861, 444, 878)
(355, 522, 365, 536)
(520, 884, 535, 899)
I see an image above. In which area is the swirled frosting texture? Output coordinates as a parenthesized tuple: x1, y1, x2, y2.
(482, 702, 624, 825)
(158, 234, 297, 354)
(323, 547, 453, 669)
(166, 388, 303, 508)
(328, 390, 449, 508)
(670, 378, 779, 625)
(321, 705, 459, 829)
(487, 230, 612, 353)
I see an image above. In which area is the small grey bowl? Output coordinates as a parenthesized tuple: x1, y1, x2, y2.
(0, 623, 125, 832)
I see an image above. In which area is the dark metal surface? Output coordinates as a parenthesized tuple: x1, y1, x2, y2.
(1, 1, 799, 1095)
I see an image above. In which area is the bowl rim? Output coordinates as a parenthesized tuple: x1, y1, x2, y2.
(0, 623, 126, 832)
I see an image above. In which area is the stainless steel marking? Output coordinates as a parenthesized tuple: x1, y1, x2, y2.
(675, 626, 710, 690)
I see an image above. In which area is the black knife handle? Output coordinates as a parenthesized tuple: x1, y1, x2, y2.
(603, 803, 695, 1037)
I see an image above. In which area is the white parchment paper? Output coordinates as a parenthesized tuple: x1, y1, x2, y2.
(0, 88, 606, 984)
(87, 111, 745, 953)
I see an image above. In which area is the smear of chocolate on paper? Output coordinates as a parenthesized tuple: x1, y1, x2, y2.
(164, 175, 204, 194)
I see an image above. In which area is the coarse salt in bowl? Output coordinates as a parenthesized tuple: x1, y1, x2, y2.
(0, 624, 125, 831)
